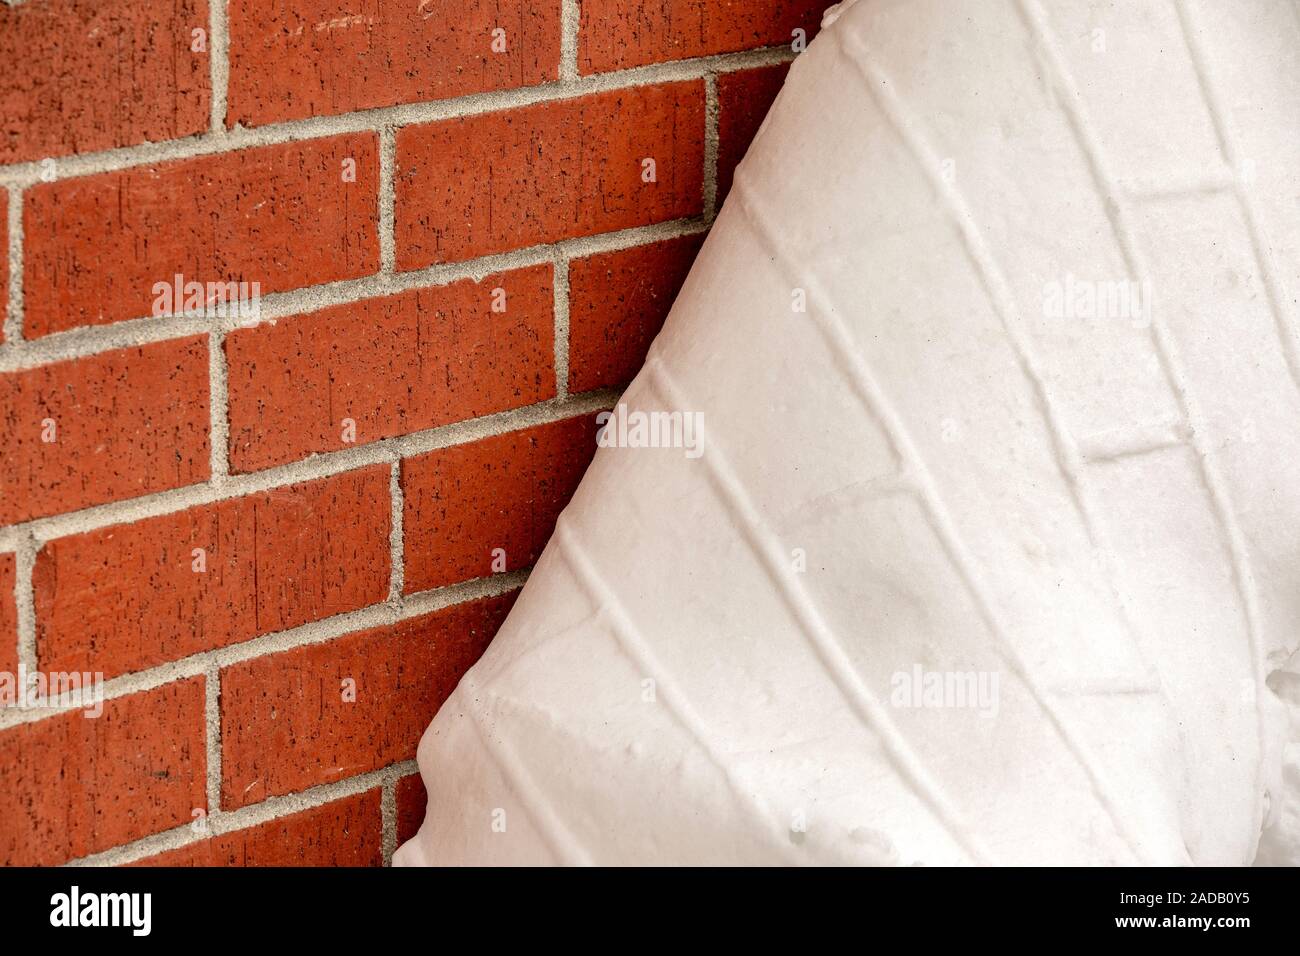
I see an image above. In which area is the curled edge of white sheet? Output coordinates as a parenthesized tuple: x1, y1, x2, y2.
(396, 0, 1300, 866)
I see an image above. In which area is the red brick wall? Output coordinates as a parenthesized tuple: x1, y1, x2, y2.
(0, 0, 811, 866)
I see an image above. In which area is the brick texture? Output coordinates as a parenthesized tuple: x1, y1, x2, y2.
(579, 0, 820, 73)
(568, 233, 706, 392)
(1, 211, 7, 345)
(0, 339, 210, 525)
(0, 0, 797, 866)
(220, 591, 517, 809)
(34, 467, 391, 680)
(227, 0, 561, 128)
(717, 62, 792, 205)
(225, 267, 555, 471)
(402, 415, 599, 592)
(395, 84, 705, 268)
(23, 134, 379, 337)
(0, 554, 15, 679)
(396, 773, 428, 846)
(0, 678, 207, 866)
(0, 0, 211, 165)
(134, 790, 383, 866)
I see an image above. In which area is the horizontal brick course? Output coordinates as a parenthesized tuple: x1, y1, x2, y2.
(0, 554, 15, 679)
(402, 415, 598, 592)
(568, 233, 705, 392)
(0, 338, 210, 525)
(1, 211, 7, 345)
(23, 134, 379, 337)
(34, 466, 391, 679)
(579, 0, 819, 73)
(395, 84, 705, 268)
(225, 267, 555, 471)
(0, 0, 211, 166)
(219, 591, 517, 809)
(133, 789, 383, 866)
(227, 0, 560, 128)
(395, 773, 428, 847)
(717, 62, 792, 205)
(0, 677, 207, 866)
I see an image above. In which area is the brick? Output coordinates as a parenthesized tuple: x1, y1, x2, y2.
(134, 790, 383, 866)
(34, 467, 391, 680)
(0, 338, 210, 525)
(395, 773, 427, 846)
(0, 678, 206, 866)
(402, 415, 597, 592)
(220, 592, 517, 808)
(225, 267, 554, 472)
(0, 554, 15, 680)
(579, 0, 820, 73)
(227, 0, 560, 128)
(1, 211, 7, 345)
(395, 84, 704, 268)
(568, 234, 705, 392)
(23, 135, 379, 337)
(717, 63, 791, 205)
(0, 0, 210, 166)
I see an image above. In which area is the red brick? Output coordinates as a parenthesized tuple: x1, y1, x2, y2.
(220, 592, 517, 809)
(395, 84, 704, 268)
(133, 790, 383, 867)
(717, 62, 791, 205)
(579, 0, 820, 73)
(402, 415, 597, 592)
(568, 234, 705, 392)
(0, 0, 210, 165)
(227, 0, 560, 128)
(0, 554, 15, 680)
(23, 135, 379, 337)
(1, 212, 7, 345)
(225, 267, 554, 472)
(395, 773, 427, 846)
(0, 338, 210, 525)
(35, 467, 391, 680)
(0, 678, 207, 866)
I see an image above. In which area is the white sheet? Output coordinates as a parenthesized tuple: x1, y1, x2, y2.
(396, 0, 1300, 865)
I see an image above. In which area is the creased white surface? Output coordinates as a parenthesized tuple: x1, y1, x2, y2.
(396, 0, 1300, 866)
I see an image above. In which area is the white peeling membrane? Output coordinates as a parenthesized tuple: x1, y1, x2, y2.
(395, 0, 1300, 865)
